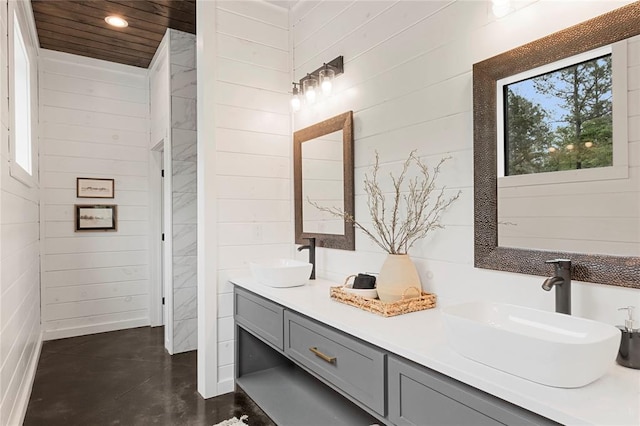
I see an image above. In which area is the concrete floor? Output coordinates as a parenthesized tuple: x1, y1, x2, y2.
(24, 326, 275, 426)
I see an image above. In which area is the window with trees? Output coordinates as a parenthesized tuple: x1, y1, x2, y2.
(504, 54, 611, 176)
(496, 44, 626, 182)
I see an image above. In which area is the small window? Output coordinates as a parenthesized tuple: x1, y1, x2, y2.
(10, 9, 33, 182)
(503, 54, 612, 176)
(496, 43, 627, 186)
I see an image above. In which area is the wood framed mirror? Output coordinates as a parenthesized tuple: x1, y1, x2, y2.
(473, 3, 640, 288)
(294, 111, 355, 250)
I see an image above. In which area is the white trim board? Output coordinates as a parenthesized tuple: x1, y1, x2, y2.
(42, 318, 150, 341)
(7, 331, 42, 426)
(196, 0, 219, 398)
(39, 49, 148, 78)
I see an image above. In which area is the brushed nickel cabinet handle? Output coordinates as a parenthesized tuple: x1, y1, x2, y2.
(309, 347, 336, 364)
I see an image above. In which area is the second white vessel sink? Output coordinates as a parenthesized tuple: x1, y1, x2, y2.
(441, 302, 621, 388)
(250, 258, 313, 288)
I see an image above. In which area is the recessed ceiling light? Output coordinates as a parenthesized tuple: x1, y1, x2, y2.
(105, 15, 128, 28)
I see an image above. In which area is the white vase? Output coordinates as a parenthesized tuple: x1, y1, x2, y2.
(376, 254, 422, 303)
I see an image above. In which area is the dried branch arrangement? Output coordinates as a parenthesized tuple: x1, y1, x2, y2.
(310, 150, 461, 254)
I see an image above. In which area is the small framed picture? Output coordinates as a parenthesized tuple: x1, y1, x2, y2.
(75, 205, 117, 232)
(77, 178, 115, 198)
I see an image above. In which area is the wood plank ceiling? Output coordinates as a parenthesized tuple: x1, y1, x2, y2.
(31, 0, 196, 68)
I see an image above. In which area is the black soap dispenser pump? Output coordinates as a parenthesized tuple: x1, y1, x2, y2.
(616, 306, 640, 369)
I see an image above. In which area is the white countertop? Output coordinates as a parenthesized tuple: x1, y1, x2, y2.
(230, 276, 640, 426)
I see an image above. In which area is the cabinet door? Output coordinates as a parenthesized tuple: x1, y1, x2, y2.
(284, 311, 386, 416)
(234, 287, 284, 350)
(388, 357, 559, 426)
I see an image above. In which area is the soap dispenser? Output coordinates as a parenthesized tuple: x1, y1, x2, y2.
(616, 306, 640, 369)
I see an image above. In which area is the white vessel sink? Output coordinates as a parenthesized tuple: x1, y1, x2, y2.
(249, 258, 313, 288)
(441, 302, 621, 388)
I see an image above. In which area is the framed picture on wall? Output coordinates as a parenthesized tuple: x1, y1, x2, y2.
(75, 204, 117, 232)
(77, 177, 115, 198)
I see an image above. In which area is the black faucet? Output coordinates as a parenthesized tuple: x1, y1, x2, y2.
(297, 237, 316, 280)
(542, 259, 571, 315)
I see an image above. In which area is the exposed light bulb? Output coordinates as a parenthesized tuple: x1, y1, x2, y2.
(319, 66, 335, 96)
(105, 15, 128, 28)
(321, 79, 332, 95)
(492, 0, 511, 18)
(291, 83, 301, 111)
(305, 87, 317, 104)
(303, 75, 318, 104)
(291, 95, 301, 111)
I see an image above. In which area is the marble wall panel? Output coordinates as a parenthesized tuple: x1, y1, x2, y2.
(170, 30, 198, 354)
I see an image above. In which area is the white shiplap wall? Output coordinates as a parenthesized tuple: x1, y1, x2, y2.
(205, 0, 291, 394)
(202, 0, 639, 396)
(40, 50, 151, 340)
(0, 0, 41, 424)
(290, 0, 639, 324)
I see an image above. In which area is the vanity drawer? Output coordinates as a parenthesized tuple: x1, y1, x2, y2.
(234, 287, 284, 351)
(283, 311, 385, 416)
(388, 356, 559, 426)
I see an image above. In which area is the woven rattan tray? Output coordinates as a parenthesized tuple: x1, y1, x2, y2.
(329, 283, 436, 317)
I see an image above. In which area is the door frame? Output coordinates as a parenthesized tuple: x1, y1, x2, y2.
(150, 140, 174, 355)
(149, 143, 164, 328)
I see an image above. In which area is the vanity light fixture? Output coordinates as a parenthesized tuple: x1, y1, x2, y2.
(105, 15, 128, 28)
(291, 56, 344, 110)
(492, 0, 512, 18)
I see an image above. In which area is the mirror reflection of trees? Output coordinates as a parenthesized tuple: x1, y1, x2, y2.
(505, 54, 612, 176)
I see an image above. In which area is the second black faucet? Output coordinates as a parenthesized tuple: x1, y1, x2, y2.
(297, 237, 316, 280)
(542, 259, 572, 315)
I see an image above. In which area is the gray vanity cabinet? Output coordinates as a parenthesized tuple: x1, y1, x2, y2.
(284, 311, 386, 416)
(234, 287, 284, 350)
(388, 357, 559, 426)
(234, 287, 558, 426)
